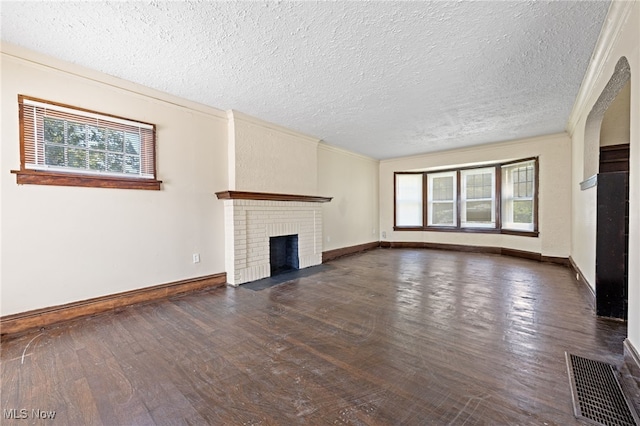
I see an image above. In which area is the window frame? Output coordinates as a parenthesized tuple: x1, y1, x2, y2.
(427, 170, 457, 228)
(394, 172, 425, 230)
(501, 159, 537, 233)
(460, 167, 496, 229)
(11, 95, 162, 190)
(393, 157, 538, 237)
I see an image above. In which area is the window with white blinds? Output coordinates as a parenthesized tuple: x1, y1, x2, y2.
(14, 95, 160, 190)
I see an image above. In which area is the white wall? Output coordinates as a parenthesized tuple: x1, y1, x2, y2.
(568, 1, 640, 352)
(228, 110, 319, 195)
(318, 143, 379, 251)
(379, 133, 572, 257)
(0, 44, 229, 316)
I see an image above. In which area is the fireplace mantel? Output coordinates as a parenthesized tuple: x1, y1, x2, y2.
(215, 190, 332, 203)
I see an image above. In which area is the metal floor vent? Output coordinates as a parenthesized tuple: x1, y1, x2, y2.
(566, 353, 639, 426)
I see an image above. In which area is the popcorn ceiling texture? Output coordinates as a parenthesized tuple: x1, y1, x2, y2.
(0, 1, 609, 159)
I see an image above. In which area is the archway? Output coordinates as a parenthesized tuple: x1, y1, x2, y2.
(583, 57, 631, 319)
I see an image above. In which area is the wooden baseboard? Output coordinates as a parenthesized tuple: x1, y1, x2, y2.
(568, 256, 596, 309)
(541, 255, 570, 266)
(380, 241, 500, 254)
(622, 338, 640, 413)
(624, 339, 640, 384)
(0, 272, 227, 339)
(379, 241, 569, 265)
(323, 241, 380, 262)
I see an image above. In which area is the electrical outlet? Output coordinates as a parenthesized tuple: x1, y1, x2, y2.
(382, 231, 387, 239)
(327, 236, 331, 242)
(193, 253, 200, 263)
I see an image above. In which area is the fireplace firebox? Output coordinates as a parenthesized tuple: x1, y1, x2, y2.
(270, 235, 299, 276)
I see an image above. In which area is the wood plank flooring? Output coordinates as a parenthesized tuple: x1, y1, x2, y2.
(1, 248, 628, 425)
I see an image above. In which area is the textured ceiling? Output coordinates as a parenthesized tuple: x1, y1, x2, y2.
(1, 1, 610, 159)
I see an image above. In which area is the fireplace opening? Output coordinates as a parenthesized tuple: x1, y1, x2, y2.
(270, 234, 299, 276)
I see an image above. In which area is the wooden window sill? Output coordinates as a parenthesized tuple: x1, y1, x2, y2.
(11, 169, 162, 190)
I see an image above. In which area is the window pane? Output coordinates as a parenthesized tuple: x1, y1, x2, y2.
(513, 200, 533, 223)
(125, 155, 140, 174)
(44, 118, 65, 144)
(67, 122, 86, 147)
(107, 153, 124, 173)
(396, 174, 423, 227)
(466, 172, 492, 199)
(106, 129, 124, 152)
(432, 203, 454, 225)
(45, 145, 65, 166)
(466, 201, 492, 223)
(88, 126, 106, 150)
(88, 151, 106, 171)
(432, 176, 453, 200)
(125, 133, 140, 155)
(68, 148, 86, 168)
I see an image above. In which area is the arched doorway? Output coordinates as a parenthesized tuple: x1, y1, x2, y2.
(583, 57, 631, 319)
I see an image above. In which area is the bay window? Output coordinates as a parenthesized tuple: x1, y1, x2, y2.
(393, 157, 538, 236)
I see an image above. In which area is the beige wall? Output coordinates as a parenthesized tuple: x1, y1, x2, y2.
(600, 80, 631, 146)
(228, 110, 319, 195)
(318, 144, 379, 251)
(0, 44, 381, 317)
(0, 44, 229, 316)
(379, 133, 572, 257)
(569, 1, 640, 351)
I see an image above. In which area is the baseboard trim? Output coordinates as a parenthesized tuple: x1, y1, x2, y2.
(323, 241, 380, 262)
(379, 241, 569, 266)
(380, 241, 500, 254)
(0, 272, 227, 339)
(624, 339, 640, 380)
(568, 256, 596, 309)
(622, 339, 640, 412)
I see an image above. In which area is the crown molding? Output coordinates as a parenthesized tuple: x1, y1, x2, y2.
(227, 110, 321, 146)
(566, 1, 635, 136)
(318, 142, 379, 163)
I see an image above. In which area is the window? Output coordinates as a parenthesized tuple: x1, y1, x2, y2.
(461, 167, 495, 228)
(12, 95, 161, 190)
(395, 173, 423, 227)
(502, 160, 535, 231)
(393, 157, 538, 236)
(427, 171, 456, 226)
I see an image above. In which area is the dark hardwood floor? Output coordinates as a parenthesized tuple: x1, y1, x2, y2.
(1, 248, 628, 425)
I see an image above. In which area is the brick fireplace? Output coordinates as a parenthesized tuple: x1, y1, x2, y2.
(216, 191, 332, 286)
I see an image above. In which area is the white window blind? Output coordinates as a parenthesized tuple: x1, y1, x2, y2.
(20, 97, 155, 179)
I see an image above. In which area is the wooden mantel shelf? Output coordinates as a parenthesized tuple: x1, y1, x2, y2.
(215, 190, 332, 203)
